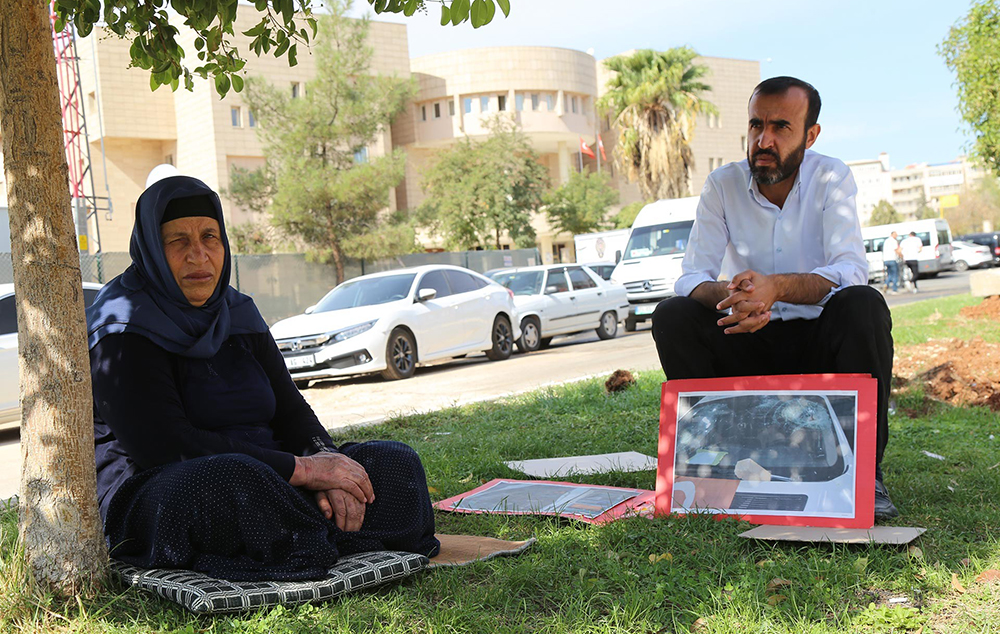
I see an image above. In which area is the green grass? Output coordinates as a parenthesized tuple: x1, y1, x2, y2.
(1, 295, 999, 633)
(890, 293, 1000, 345)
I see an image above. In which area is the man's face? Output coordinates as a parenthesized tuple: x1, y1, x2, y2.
(747, 87, 820, 186)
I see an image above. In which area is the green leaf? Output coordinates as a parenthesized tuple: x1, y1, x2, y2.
(374, 0, 387, 12)
(288, 43, 298, 66)
(275, 38, 290, 57)
(471, 0, 484, 27)
(483, 0, 495, 24)
(403, 0, 418, 17)
(280, 0, 293, 25)
(215, 72, 231, 97)
(451, 0, 469, 26)
(440, 4, 450, 25)
(149, 72, 161, 92)
(497, 0, 510, 17)
(231, 74, 245, 93)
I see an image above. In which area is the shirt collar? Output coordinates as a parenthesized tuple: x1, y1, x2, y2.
(746, 166, 804, 210)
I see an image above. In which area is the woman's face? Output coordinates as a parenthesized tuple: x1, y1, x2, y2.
(160, 216, 225, 307)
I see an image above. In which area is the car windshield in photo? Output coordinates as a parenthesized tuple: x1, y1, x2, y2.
(623, 221, 694, 260)
(313, 273, 417, 312)
(492, 271, 544, 296)
(675, 394, 847, 482)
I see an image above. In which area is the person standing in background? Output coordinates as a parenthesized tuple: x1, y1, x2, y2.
(899, 231, 923, 293)
(882, 231, 901, 294)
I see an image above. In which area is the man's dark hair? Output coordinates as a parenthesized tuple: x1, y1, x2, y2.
(751, 76, 821, 129)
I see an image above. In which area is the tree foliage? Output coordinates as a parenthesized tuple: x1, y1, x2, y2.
(544, 171, 619, 236)
(419, 117, 549, 250)
(364, 0, 510, 28)
(597, 48, 716, 201)
(944, 177, 1000, 234)
(940, 0, 1000, 176)
(868, 199, 902, 226)
(239, 3, 416, 283)
(612, 200, 649, 230)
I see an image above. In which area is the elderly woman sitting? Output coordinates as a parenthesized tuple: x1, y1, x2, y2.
(86, 175, 439, 581)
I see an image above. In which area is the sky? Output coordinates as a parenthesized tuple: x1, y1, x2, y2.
(348, 0, 975, 170)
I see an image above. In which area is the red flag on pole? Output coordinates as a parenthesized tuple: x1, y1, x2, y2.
(597, 134, 607, 161)
(580, 136, 596, 159)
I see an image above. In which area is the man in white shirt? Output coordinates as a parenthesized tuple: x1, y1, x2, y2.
(651, 77, 897, 519)
(882, 232, 901, 293)
(899, 231, 923, 293)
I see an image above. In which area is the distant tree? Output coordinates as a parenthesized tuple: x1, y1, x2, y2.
(241, 3, 416, 283)
(940, 0, 1000, 176)
(944, 177, 1000, 234)
(915, 192, 939, 220)
(613, 200, 650, 229)
(419, 117, 549, 250)
(544, 171, 619, 236)
(598, 48, 716, 201)
(868, 200, 902, 226)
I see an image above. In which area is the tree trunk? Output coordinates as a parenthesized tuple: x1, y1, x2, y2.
(330, 238, 345, 285)
(0, 0, 107, 594)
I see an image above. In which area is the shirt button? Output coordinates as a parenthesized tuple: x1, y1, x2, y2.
(776, 247, 782, 253)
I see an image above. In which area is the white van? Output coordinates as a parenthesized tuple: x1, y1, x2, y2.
(861, 218, 954, 279)
(609, 197, 700, 331)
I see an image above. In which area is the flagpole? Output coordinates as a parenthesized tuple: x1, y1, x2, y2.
(596, 132, 601, 174)
(578, 148, 583, 173)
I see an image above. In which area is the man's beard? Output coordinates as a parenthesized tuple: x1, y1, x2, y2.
(748, 137, 806, 186)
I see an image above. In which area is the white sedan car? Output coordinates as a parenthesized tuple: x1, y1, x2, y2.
(951, 240, 994, 272)
(490, 264, 630, 353)
(1, 282, 105, 430)
(270, 265, 520, 384)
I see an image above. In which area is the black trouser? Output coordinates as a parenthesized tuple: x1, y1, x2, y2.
(651, 285, 893, 466)
(905, 260, 919, 289)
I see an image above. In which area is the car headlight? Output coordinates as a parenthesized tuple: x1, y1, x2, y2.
(332, 320, 377, 342)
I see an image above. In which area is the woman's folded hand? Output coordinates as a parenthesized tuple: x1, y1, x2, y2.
(290, 453, 375, 504)
(316, 488, 366, 531)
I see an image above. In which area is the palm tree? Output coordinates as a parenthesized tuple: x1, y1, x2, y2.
(598, 48, 716, 200)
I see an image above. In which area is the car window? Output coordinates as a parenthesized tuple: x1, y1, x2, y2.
(937, 229, 950, 246)
(315, 273, 416, 312)
(444, 270, 479, 295)
(545, 269, 570, 294)
(596, 265, 614, 280)
(418, 270, 452, 299)
(493, 271, 543, 296)
(567, 267, 597, 290)
(0, 296, 16, 336)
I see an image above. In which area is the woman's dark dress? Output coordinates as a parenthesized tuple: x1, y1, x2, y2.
(92, 331, 439, 581)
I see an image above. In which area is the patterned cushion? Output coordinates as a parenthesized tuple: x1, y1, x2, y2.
(110, 551, 428, 614)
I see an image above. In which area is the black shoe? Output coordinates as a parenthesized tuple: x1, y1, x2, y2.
(874, 478, 899, 520)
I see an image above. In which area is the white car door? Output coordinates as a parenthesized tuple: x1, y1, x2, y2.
(540, 268, 578, 335)
(0, 293, 21, 425)
(443, 269, 487, 349)
(566, 266, 604, 328)
(408, 269, 465, 359)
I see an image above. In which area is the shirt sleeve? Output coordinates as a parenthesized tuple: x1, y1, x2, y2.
(91, 333, 297, 479)
(809, 162, 869, 304)
(251, 332, 340, 456)
(674, 175, 730, 298)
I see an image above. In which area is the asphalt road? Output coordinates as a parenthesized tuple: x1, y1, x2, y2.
(0, 269, 977, 503)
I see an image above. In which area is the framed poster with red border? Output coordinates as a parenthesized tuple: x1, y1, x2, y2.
(655, 374, 876, 529)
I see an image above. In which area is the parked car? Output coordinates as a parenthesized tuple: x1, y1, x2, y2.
(489, 264, 630, 353)
(270, 265, 520, 384)
(581, 262, 617, 281)
(1, 282, 105, 430)
(950, 240, 994, 272)
(957, 231, 1000, 267)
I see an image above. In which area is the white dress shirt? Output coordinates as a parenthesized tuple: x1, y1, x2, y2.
(899, 235, 923, 260)
(674, 150, 868, 321)
(882, 236, 899, 262)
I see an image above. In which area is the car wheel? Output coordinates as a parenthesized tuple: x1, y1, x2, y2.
(624, 315, 637, 332)
(380, 328, 416, 380)
(517, 316, 541, 353)
(538, 337, 553, 350)
(596, 311, 618, 340)
(294, 379, 311, 390)
(954, 259, 969, 272)
(486, 314, 513, 361)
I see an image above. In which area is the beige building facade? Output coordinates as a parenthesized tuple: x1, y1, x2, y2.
(2, 18, 755, 263)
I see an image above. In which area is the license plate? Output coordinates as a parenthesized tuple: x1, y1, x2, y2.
(284, 354, 315, 370)
(635, 304, 656, 316)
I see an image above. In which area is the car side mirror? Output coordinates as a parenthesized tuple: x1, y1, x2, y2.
(304, 305, 316, 314)
(416, 288, 437, 302)
(544, 285, 560, 295)
(614, 250, 622, 264)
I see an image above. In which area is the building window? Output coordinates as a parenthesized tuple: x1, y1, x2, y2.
(353, 146, 369, 164)
(715, 113, 722, 128)
(480, 95, 489, 112)
(291, 82, 301, 99)
(708, 158, 715, 171)
(571, 96, 578, 114)
(531, 93, 539, 111)
(434, 102, 441, 118)
(230, 106, 241, 127)
(464, 97, 472, 114)
(498, 94, 506, 111)
(164, 154, 174, 166)
(545, 94, 554, 112)
(421, 105, 427, 121)
(248, 110, 256, 128)
(515, 94, 524, 111)
(448, 100, 455, 116)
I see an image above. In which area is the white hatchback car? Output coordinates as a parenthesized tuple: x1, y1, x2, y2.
(0, 281, 105, 430)
(489, 264, 630, 353)
(270, 265, 520, 384)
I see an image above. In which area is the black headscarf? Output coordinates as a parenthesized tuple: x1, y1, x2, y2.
(86, 175, 268, 358)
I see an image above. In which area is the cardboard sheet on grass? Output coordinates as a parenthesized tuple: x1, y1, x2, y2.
(739, 525, 926, 545)
(505, 451, 657, 478)
(656, 374, 878, 529)
(435, 479, 655, 524)
(429, 533, 537, 568)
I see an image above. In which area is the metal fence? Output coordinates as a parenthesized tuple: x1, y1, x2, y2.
(0, 247, 541, 325)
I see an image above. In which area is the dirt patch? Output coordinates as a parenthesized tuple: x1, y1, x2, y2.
(894, 338, 1000, 411)
(959, 295, 1000, 321)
